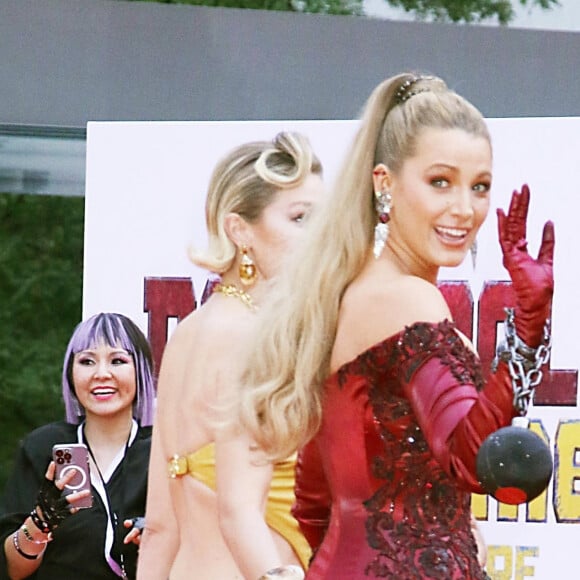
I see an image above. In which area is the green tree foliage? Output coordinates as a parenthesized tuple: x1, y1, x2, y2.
(123, 0, 558, 22)
(0, 193, 84, 490)
(386, 0, 559, 24)
(126, 0, 364, 16)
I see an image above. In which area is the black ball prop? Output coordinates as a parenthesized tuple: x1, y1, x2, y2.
(476, 425, 553, 505)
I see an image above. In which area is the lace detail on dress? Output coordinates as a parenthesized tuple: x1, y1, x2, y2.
(337, 321, 485, 579)
(396, 320, 484, 391)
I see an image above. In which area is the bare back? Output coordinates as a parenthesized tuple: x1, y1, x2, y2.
(157, 296, 252, 457)
(154, 295, 253, 578)
(143, 294, 300, 579)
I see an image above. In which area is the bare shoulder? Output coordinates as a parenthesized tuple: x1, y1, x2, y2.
(164, 298, 254, 358)
(345, 274, 451, 327)
(156, 298, 255, 398)
(387, 276, 451, 320)
(332, 274, 452, 370)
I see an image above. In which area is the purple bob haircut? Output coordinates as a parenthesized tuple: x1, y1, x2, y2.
(62, 313, 156, 426)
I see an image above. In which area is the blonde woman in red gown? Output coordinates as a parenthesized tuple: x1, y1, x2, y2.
(226, 74, 554, 579)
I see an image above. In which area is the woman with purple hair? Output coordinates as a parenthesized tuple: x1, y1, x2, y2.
(0, 312, 155, 580)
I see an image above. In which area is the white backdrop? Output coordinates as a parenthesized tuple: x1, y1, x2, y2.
(84, 118, 580, 579)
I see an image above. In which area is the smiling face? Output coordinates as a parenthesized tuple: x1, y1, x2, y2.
(383, 127, 492, 281)
(71, 342, 137, 422)
(245, 172, 325, 280)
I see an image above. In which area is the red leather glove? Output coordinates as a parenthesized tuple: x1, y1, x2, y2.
(292, 438, 331, 552)
(497, 184, 555, 346)
(403, 348, 518, 493)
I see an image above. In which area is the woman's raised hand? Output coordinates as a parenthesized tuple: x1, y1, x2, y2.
(497, 184, 555, 346)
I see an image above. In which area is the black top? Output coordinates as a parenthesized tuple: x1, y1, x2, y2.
(0, 421, 151, 580)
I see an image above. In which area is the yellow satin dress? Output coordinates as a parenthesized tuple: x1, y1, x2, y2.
(168, 443, 311, 569)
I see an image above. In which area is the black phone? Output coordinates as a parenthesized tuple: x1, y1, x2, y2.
(52, 443, 93, 509)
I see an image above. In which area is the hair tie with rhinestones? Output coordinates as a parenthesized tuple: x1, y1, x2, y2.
(395, 75, 435, 103)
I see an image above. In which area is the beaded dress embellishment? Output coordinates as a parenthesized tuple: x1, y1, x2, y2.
(336, 321, 485, 579)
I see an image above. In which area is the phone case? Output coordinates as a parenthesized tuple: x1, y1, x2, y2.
(52, 443, 93, 509)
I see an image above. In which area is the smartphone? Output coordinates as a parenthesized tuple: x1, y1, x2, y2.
(52, 443, 93, 509)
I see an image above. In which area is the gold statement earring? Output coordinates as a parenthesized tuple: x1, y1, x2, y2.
(239, 245, 257, 287)
(373, 187, 393, 259)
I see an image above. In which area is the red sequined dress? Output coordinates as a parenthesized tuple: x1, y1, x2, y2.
(294, 320, 518, 579)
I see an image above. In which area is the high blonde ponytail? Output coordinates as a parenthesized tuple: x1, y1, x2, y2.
(237, 72, 491, 461)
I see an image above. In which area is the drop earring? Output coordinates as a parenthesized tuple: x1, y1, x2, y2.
(373, 188, 392, 259)
(239, 245, 257, 286)
(470, 239, 478, 269)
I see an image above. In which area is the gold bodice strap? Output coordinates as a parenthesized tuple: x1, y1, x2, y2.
(167, 444, 311, 568)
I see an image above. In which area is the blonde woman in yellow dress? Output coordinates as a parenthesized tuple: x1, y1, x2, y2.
(137, 132, 324, 580)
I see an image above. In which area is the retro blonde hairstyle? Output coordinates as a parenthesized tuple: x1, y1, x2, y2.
(189, 131, 322, 273)
(237, 73, 491, 460)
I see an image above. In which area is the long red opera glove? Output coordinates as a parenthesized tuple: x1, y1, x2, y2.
(497, 184, 554, 346)
(404, 186, 555, 491)
(292, 438, 331, 552)
(403, 349, 519, 493)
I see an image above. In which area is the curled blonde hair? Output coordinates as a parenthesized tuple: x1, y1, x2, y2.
(189, 131, 322, 273)
(237, 73, 491, 460)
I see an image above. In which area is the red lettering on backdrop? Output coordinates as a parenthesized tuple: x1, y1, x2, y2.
(143, 277, 195, 376)
(477, 281, 577, 406)
(143, 276, 219, 376)
(438, 281, 474, 340)
(144, 277, 577, 404)
(441, 280, 577, 406)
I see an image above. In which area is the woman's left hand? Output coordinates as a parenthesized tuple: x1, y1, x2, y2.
(123, 517, 145, 545)
(496, 184, 554, 346)
(34, 462, 91, 532)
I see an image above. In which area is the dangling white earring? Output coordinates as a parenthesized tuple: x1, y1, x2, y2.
(470, 238, 478, 269)
(373, 188, 392, 259)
